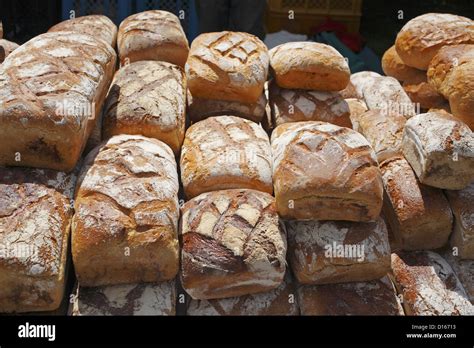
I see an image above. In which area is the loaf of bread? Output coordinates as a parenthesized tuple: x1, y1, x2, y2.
(350, 71, 381, 99)
(268, 80, 351, 128)
(70, 280, 176, 315)
(339, 81, 359, 99)
(102, 61, 186, 154)
(355, 109, 406, 162)
(180, 189, 287, 300)
(272, 121, 383, 221)
(187, 90, 266, 124)
(269, 41, 350, 91)
(382, 45, 426, 84)
(445, 183, 474, 259)
(186, 272, 298, 315)
(380, 156, 453, 250)
(186, 31, 268, 103)
(0, 167, 76, 313)
(0, 39, 19, 63)
(391, 251, 474, 315)
(297, 276, 404, 315)
(346, 98, 368, 131)
(286, 218, 391, 285)
(72, 135, 180, 287)
(363, 76, 416, 119)
(48, 15, 117, 47)
(401, 112, 474, 189)
(118, 10, 189, 67)
(0, 32, 116, 172)
(180, 116, 273, 199)
(443, 252, 474, 303)
(403, 81, 446, 111)
(395, 13, 474, 70)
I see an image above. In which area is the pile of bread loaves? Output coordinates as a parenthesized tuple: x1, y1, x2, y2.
(0, 11, 473, 316)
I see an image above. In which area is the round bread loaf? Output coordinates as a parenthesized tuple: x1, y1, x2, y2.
(350, 71, 381, 99)
(381, 45, 426, 83)
(269, 42, 350, 91)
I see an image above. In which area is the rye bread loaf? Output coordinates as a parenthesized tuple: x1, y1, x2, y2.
(395, 13, 474, 70)
(118, 10, 189, 67)
(72, 135, 180, 287)
(271, 121, 383, 221)
(0, 32, 116, 172)
(401, 112, 474, 189)
(0, 167, 76, 313)
(382, 45, 426, 84)
(180, 189, 287, 300)
(269, 41, 350, 91)
(102, 61, 186, 154)
(180, 116, 273, 199)
(186, 31, 268, 103)
(0, 39, 19, 63)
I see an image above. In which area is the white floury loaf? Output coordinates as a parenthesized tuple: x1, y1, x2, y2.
(442, 252, 474, 304)
(349, 71, 381, 99)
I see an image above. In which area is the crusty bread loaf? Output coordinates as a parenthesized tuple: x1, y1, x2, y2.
(0, 32, 116, 172)
(391, 251, 474, 315)
(269, 41, 350, 91)
(401, 112, 474, 189)
(186, 272, 298, 315)
(272, 121, 383, 221)
(0, 167, 76, 313)
(339, 81, 359, 99)
(186, 31, 268, 103)
(403, 81, 446, 111)
(187, 90, 266, 124)
(118, 10, 189, 67)
(0, 39, 19, 63)
(380, 156, 453, 250)
(445, 183, 474, 259)
(72, 135, 180, 287)
(297, 276, 404, 315)
(48, 15, 117, 47)
(363, 76, 416, 119)
(350, 71, 382, 99)
(346, 98, 368, 131)
(382, 45, 426, 84)
(395, 13, 474, 70)
(180, 189, 287, 300)
(355, 109, 406, 162)
(443, 251, 474, 303)
(180, 116, 273, 199)
(102, 61, 186, 154)
(70, 280, 176, 315)
(268, 80, 351, 128)
(286, 218, 391, 285)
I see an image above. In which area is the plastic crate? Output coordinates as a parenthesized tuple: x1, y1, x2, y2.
(266, 0, 362, 34)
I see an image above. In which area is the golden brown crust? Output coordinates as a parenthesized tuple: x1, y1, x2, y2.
(403, 81, 446, 110)
(382, 45, 426, 83)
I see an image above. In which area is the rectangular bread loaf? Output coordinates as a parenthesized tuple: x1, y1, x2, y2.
(0, 32, 117, 172)
(297, 276, 404, 315)
(391, 251, 474, 315)
(0, 167, 76, 313)
(72, 135, 180, 287)
(443, 251, 474, 304)
(286, 218, 391, 285)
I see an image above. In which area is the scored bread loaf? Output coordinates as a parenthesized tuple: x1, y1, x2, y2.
(382, 45, 426, 84)
(269, 41, 350, 91)
(118, 10, 189, 67)
(186, 272, 298, 315)
(443, 252, 474, 303)
(268, 80, 351, 128)
(395, 13, 474, 70)
(271, 121, 383, 221)
(346, 98, 368, 131)
(70, 280, 176, 315)
(286, 218, 391, 285)
(48, 15, 117, 47)
(72, 135, 180, 287)
(297, 276, 404, 315)
(102, 61, 186, 154)
(187, 90, 267, 124)
(380, 156, 453, 250)
(355, 109, 406, 162)
(350, 71, 382, 99)
(401, 112, 474, 190)
(180, 189, 287, 300)
(0, 167, 76, 313)
(0, 39, 19, 63)
(0, 32, 116, 172)
(402, 80, 446, 111)
(186, 31, 269, 103)
(180, 116, 273, 199)
(445, 183, 474, 259)
(391, 251, 474, 315)
(363, 76, 416, 119)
